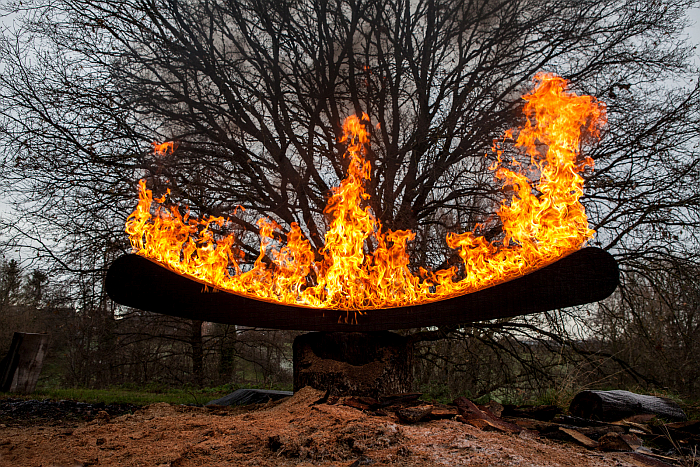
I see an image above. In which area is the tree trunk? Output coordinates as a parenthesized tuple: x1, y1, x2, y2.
(190, 320, 204, 387)
(569, 390, 687, 422)
(293, 332, 413, 398)
(217, 328, 236, 383)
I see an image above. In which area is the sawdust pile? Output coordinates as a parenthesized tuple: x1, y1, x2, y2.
(0, 387, 647, 466)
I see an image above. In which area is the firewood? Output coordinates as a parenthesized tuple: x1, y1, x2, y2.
(554, 415, 617, 427)
(375, 393, 422, 408)
(650, 419, 700, 446)
(205, 389, 292, 407)
(576, 425, 627, 440)
(611, 420, 653, 435)
(664, 420, 700, 434)
(292, 332, 413, 398)
(478, 401, 504, 418)
(342, 398, 373, 411)
(620, 433, 644, 450)
(543, 423, 625, 441)
(570, 390, 687, 422)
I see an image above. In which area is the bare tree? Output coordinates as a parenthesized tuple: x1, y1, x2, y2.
(1, 0, 699, 395)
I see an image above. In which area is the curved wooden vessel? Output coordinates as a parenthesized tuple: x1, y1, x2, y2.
(105, 247, 618, 331)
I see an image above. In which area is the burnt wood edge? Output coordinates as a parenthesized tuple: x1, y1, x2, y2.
(105, 247, 618, 331)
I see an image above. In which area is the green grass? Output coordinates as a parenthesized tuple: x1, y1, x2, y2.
(1, 380, 294, 407)
(1, 385, 236, 406)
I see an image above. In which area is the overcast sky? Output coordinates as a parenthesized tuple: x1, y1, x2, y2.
(0, 4, 699, 263)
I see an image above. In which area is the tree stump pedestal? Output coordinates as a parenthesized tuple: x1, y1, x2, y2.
(293, 332, 413, 398)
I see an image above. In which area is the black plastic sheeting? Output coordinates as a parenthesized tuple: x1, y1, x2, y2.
(206, 389, 293, 407)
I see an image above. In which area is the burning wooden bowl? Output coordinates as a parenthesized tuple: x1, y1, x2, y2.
(105, 247, 618, 331)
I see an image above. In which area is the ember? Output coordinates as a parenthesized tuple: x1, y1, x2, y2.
(125, 73, 606, 311)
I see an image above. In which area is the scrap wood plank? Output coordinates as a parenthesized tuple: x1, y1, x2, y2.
(623, 452, 677, 467)
(0, 332, 49, 393)
(558, 427, 599, 449)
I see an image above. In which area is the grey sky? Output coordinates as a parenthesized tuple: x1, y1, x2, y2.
(0, 3, 699, 263)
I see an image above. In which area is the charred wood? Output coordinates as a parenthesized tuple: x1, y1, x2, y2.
(105, 247, 618, 331)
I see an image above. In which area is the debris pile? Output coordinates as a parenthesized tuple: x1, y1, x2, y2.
(332, 389, 698, 466)
(0, 388, 697, 466)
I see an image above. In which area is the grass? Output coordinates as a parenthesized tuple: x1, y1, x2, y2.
(35, 387, 225, 406)
(3, 381, 698, 421)
(1, 384, 244, 406)
(0, 378, 295, 406)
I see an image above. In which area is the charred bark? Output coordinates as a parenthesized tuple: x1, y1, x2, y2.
(105, 247, 618, 331)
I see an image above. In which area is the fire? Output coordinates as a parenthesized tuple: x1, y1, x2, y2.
(125, 73, 606, 310)
(151, 141, 177, 156)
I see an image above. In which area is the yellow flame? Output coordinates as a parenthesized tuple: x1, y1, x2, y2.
(152, 141, 177, 156)
(125, 73, 606, 310)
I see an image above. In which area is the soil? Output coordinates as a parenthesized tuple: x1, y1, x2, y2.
(0, 388, 659, 466)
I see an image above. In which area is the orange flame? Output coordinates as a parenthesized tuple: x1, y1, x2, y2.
(152, 141, 177, 156)
(126, 73, 606, 310)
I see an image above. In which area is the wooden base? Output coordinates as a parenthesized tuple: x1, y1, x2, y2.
(105, 247, 618, 331)
(293, 332, 413, 398)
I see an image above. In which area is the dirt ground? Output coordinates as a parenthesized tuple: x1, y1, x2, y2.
(0, 387, 657, 466)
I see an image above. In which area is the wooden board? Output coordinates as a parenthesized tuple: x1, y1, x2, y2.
(0, 332, 50, 393)
(105, 247, 618, 331)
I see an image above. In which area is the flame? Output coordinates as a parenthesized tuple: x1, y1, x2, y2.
(125, 73, 606, 310)
(152, 141, 177, 156)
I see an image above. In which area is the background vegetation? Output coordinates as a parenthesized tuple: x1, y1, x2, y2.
(0, 0, 699, 406)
